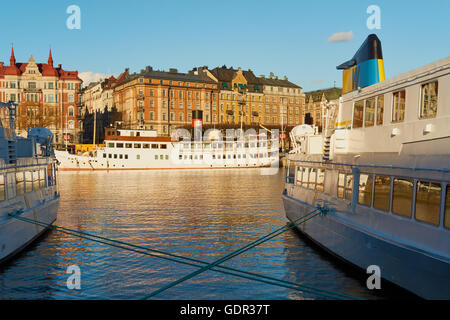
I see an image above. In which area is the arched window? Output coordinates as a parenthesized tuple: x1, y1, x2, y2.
(68, 106, 74, 117)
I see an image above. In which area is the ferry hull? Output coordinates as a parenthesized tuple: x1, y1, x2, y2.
(282, 194, 450, 300)
(0, 196, 59, 265)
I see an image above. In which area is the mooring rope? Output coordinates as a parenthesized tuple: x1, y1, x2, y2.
(9, 208, 362, 300)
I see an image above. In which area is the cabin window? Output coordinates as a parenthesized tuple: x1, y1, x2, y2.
(316, 169, 325, 192)
(373, 176, 391, 211)
(337, 173, 345, 198)
(114, 154, 117, 159)
(165, 155, 169, 160)
(119, 154, 123, 159)
(345, 174, 353, 201)
(364, 98, 376, 127)
(287, 161, 295, 183)
(33, 171, 40, 190)
(108, 154, 112, 158)
(16, 172, 24, 195)
(108, 143, 114, 148)
(302, 168, 310, 188)
(125, 143, 132, 148)
(392, 178, 413, 217)
(0, 175, 5, 201)
(143, 144, 150, 149)
(376, 95, 384, 125)
(445, 185, 450, 229)
(295, 167, 303, 185)
(392, 90, 406, 122)
(353, 101, 364, 128)
(125, 155, 128, 159)
(155, 155, 158, 160)
(160, 144, 167, 149)
(151, 144, 159, 149)
(308, 168, 317, 190)
(134, 144, 141, 148)
(420, 81, 438, 118)
(136, 155, 140, 160)
(358, 174, 373, 206)
(415, 181, 441, 226)
(116, 143, 123, 148)
(103, 154, 106, 158)
(160, 155, 164, 160)
(39, 169, 46, 188)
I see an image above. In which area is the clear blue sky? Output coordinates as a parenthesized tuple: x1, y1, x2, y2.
(0, 0, 448, 91)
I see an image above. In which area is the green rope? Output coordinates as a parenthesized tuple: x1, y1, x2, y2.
(9, 209, 362, 300)
(141, 208, 329, 300)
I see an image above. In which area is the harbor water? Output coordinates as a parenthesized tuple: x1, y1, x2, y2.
(0, 169, 412, 299)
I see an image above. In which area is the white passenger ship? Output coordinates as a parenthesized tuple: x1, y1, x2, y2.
(283, 35, 450, 299)
(0, 103, 59, 264)
(55, 128, 279, 170)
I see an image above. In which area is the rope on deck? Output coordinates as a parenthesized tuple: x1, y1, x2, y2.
(8, 207, 362, 300)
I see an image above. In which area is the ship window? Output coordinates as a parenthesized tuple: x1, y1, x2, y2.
(287, 161, 295, 184)
(373, 175, 391, 211)
(364, 98, 375, 127)
(116, 143, 123, 148)
(345, 174, 353, 201)
(134, 144, 141, 148)
(296, 167, 303, 185)
(0, 175, 4, 201)
(16, 172, 24, 195)
(358, 174, 373, 206)
(151, 144, 159, 149)
(114, 154, 117, 159)
(39, 169, 46, 188)
(125, 143, 132, 148)
(302, 168, 310, 188)
(392, 90, 406, 122)
(108, 154, 112, 158)
(33, 171, 40, 190)
(420, 81, 438, 119)
(161, 144, 167, 149)
(155, 155, 158, 160)
(337, 173, 345, 198)
(445, 185, 450, 229)
(108, 143, 114, 148)
(103, 154, 106, 158)
(415, 181, 441, 226)
(309, 168, 317, 190)
(165, 155, 169, 160)
(353, 101, 364, 128)
(125, 155, 128, 159)
(25, 171, 33, 192)
(119, 154, 123, 159)
(136, 155, 140, 160)
(392, 178, 413, 217)
(143, 144, 150, 149)
(376, 95, 384, 125)
(160, 155, 163, 160)
(316, 169, 325, 192)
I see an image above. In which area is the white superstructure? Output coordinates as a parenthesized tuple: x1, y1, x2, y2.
(283, 55, 450, 299)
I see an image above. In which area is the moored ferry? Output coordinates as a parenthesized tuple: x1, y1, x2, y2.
(0, 103, 59, 264)
(55, 114, 279, 171)
(282, 35, 450, 299)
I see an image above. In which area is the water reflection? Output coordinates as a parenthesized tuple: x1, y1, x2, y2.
(0, 169, 410, 299)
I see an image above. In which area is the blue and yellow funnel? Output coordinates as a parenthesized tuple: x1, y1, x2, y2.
(337, 34, 385, 94)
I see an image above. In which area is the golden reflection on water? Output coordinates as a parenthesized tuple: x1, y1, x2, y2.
(0, 169, 406, 299)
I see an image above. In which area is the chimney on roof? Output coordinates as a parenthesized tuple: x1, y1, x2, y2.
(284, 76, 288, 81)
(260, 75, 265, 79)
(169, 68, 178, 73)
(269, 72, 274, 79)
(145, 66, 153, 72)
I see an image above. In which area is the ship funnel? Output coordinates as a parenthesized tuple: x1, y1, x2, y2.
(337, 34, 385, 94)
(192, 110, 203, 141)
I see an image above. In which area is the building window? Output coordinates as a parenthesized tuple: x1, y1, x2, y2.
(358, 174, 373, 206)
(68, 120, 75, 129)
(415, 181, 441, 225)
(68, 107, 74, 117)
(445, 185, 450, 229)
(420, 81, 438, 118)
(373, 175, 391, 211)
(392, 90, 406, 122)
(392, 178, 413, 217)
(353, 101, 364, 128)
(68, 94, 74, 103)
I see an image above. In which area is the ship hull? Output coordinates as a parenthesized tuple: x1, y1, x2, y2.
(0, 194, 59, 265)
(282, 193, 450, 299)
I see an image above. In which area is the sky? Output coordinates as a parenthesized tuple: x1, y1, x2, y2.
(0, 0, 448, 91)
